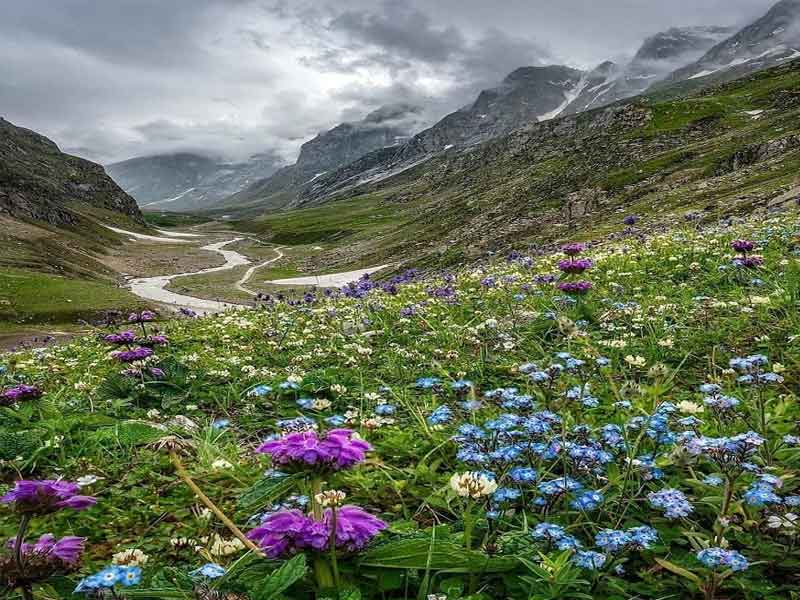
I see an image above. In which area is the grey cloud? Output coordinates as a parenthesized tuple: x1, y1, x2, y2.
(0, 0, 782, 165)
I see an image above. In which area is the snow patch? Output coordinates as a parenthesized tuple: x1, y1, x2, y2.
(142, 187, 196, 207)
(537, 75, 590, 122)
(105, 226, 192, 243)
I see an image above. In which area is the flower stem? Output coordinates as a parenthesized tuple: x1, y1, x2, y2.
(14, 513, 31, 572)
(168, 450, 262, 555)
(329, 507, 341, 593)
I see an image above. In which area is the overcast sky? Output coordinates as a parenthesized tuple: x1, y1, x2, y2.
(0, 0, 777, 165)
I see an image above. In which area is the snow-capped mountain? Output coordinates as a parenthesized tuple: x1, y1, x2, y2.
(667, 0, 800, 83)
(565, 26, 735, 114)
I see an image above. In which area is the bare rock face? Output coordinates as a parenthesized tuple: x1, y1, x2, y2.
(0, 117, 144, 226)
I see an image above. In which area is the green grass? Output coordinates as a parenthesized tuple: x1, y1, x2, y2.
(143, 212, 213, 228)
(0, 268, 149, 325)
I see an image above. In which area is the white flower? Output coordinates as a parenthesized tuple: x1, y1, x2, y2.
(211, 458, 234, 470)
(76, 475, 104, 487)
(624, 355, 647, 368)
(112, 548, 149, 567)
(449, 472, 498, 499)
(766, 513, 799, 531)
(315, 489, 346, 507)
(677, 401, 704, 415)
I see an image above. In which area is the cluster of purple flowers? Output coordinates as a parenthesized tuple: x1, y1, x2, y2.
(128, 310, 156, 323)
(0, 384, 42, 406)
(557, 258, 594, 274)
(111, 347, 154, 363)
(730, 239, 763, 269)
(1, 480, 97, 594)
(1, 534, 86, 591)
(8, 534, 85, 565)
(256, 429, 371, 471)
(1, 480, 96, 515)
(248, 505, 387, 558)
(556, 243, 593, 295)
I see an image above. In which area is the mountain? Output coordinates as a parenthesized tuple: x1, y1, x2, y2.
(220, 67, 593, 214)
(223, 30, 738, 216)
(218, 103, 421, 213)
(235, 58, 800, 273)
(565, 26, 735, 114)
(667, 0, 800, 83)
(1, 117, 142, 227)
(106, 151, 284, 212)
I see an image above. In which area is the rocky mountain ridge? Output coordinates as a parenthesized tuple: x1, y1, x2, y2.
(0, 117, 143, 227)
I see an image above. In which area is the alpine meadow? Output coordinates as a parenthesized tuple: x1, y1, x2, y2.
(3, 2, 800, 599)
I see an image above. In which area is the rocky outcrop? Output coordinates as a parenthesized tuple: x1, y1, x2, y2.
(0, 117, 143, 226)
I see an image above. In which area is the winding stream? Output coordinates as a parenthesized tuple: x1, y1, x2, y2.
(128, 238, 251, 314)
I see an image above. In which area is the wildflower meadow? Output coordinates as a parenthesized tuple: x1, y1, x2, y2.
(2, 210, 800, 599)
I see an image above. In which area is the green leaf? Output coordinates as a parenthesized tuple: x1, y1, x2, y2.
(360, 538, 518, 573)
(238, 473, 302, 510)
(654, 557, 702, 585)
(252, 554, 308, 600)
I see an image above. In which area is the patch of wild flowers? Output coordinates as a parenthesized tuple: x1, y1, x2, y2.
(1, 211, 800, 598)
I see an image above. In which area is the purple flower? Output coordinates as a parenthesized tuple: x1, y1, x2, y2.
(557, 281, 593, 295)
(623, 215, 638, 226)
(103, 331, 137, 345)
(256, 429, 371, 471)
(1, 480, 96, 515)
(247, 506, 386, 558)
(111, 347, 154, 363)
(557, 258, 593, 274)
(10, 534, 86, 565)
(129, 310, 157, 323)
(248, 509, 312, 558)
(0, 384, 43, 406)
(731, 239, 755, 253)
(323, 505, 387, 552)
(732, 255, 764, 269)
(561, 243, 586, 256)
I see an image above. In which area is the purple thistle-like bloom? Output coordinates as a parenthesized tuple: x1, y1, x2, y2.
(10, 534, 86, 565)
(256, 429, 371, 471)
(0, 384, 43, 406)
(247, 509, 311, 558)
(103, 331, 137, 345)
(129, 310, 157, 323)
(557, 281, 593, 295)
(561, 243, 586, 256)
(1, 480, 96, 515)
(247, 506, 386, 558)
(111, 347, 154, 363)
(323, 505, 388, 552)
(558, 258, 594, 274)
(623, 215, 638, 226)
(731, 239, 755, 253)
(732, 255, 764, 269)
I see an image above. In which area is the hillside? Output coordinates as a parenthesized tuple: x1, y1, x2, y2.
(0, 118, 155, 328)
(230, 59, 800, 276)
(0, 118, 142, 227)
